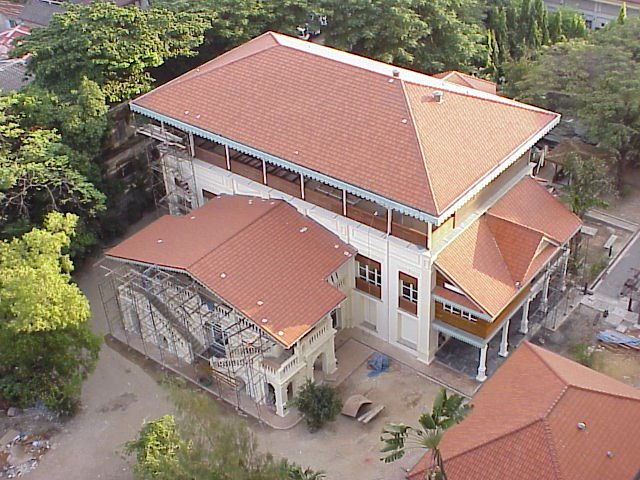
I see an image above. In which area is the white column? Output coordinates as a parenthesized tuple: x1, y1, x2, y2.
(324, 337, 337, 375)
(224, 145, 231, 170)
(560, 249, 570, 291)
(188, 132, 195, 157)
(520, 298, 531, 334)
(274, 384, 286, 417)
(542, 273, 551, 313)
(262, 159, 267, 184)
(300, 173, 305, 200)
(499, 319, 510, 358)
(476, 344, 488, 382)
(386, 208, 392, 234)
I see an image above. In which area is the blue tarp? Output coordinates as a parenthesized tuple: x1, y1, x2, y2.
(367, 353, 390, 377)
(597, 330, 640, 347)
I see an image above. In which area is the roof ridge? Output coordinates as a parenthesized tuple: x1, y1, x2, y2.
(486, 215, 544, 282)
(270, 32, 557, 117)
(565, 383, 640, 402)
(399, 79, 439, 214)
(486, 210, 558, 246)
(541, 418, 563, 479)
(186, 199, 284, 270)
(526, 343, 572, 392)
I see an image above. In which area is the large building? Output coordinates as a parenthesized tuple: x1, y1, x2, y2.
(544, 0, 638, 29)
(408, 341, 640, 480)
(106, 32, 581, 417)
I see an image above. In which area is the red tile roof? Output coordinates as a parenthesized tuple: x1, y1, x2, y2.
(106, 196, 355, 347)
(408, 342, 640, 480)
(431, 70, 497, 95)
(435, 176, 581, 317)
(132, 32, 559, 218)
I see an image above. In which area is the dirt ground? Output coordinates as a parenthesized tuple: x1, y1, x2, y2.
(534, 304, 640, 388)
(1, 229, 441, 480)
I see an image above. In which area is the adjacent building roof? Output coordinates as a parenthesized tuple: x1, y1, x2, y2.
(435, 176, 581, 317)
(0, 24, 29, 59)
(131, 32, 559, 219)
(431, 70, 497, 95)
(106, 196, 355, 347)
(19, 0, 137, 27)
(0, 61, 31, 92)
(408, 342, 640, 480)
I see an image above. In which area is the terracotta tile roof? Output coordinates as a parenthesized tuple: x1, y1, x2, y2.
(132, 32, 559, 218)
(0, 25, 29, 59)
(408, 342, 640, 480)
(488, 176, 582, 244)
(435, 176, 581, 317)
(106, 196, 355, 347)
(0, 0, 23, 19)
(431, 70, 497, 95)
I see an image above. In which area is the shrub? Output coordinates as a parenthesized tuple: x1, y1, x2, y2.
(291, 380, 342, 432)
(568, 343, 595, 368)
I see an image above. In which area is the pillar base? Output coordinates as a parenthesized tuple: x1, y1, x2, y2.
(498, 350, 509, 358)
(476, 371, 487, 382)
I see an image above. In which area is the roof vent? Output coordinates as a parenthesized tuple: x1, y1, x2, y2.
(257, 300, 264, 306)
(299, 226, 308, 233)
(606, 451, 614, 458)
(433, 91, 444, 103)
(278, 330, 285, 336)
(220, 272, 227, 279)
(577, 422, 586, 430)
(156, 239, 163, 244)
(261, 318, 268, 323)
(392, 69, 400, 78)
(515, 281, 521, 288)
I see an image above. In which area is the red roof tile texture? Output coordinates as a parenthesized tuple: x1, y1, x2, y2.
(132, 32, 559, 217)
(436, 176, 581, 317)
(431, 70, 498, 95)
(408, 342, 640, 480)
(106, 196, 355, 347)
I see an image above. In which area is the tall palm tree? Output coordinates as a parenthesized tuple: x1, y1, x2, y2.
(380, 388, 472, 480)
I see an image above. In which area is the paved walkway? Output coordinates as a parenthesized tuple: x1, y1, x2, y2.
(337, 328, 479, 398)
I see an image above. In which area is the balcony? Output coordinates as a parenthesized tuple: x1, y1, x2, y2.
(193, 140, 430, 248)
(262, 352, 304, 385)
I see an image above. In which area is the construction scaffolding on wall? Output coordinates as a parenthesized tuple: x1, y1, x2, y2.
(98, 262, 273, 421)
(135, 119, 197, 216)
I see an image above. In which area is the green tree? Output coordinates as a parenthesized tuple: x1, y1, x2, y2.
(125, 381, 324, 479)
(506, 23, 640, 189)
(380, 388, 472, 480)
(14, 2, 212, 102)
(0, 97, 106, 230)
(0, 213, 101, 413)
(291, 379, 342, 432)
(617, 2, 627, 25)
(562, 154, 613, 217)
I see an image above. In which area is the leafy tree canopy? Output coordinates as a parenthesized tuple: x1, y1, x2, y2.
(0, 213, 101, 413)
(504, 18, 640, 188)
(0, 94, 106, 233)
(14, 2, 212, 102)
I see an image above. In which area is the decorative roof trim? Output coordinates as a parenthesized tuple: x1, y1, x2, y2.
(131, 103, 439, 224)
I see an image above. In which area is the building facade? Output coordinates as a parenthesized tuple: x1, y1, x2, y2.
(108, 32, 581, 416)
(544, 0, 638, 29)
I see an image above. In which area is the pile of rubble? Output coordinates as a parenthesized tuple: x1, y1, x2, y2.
(0, 408, 54, 479)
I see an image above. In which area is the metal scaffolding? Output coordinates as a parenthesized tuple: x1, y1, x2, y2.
(99, 263, 273, 418)
(136, 120, 197, 216)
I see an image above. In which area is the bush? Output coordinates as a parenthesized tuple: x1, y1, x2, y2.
(568, 343, 595, 368)
(291, 380, 342, 432)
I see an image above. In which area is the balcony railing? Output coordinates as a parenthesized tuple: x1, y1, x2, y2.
(193, 141, 429, 248)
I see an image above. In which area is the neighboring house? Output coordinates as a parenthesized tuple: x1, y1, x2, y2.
(408, 341, 640, 480)
(108, 31, 581, 416)
(19, 0, 147, 27)
(0, 24, 31, 93)
(544, 0, 638, 29)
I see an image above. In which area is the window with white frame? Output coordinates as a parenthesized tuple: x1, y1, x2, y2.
(399, 272, 418, 314)
(442, 303, 478, 322)
(355, 254, 382, 298)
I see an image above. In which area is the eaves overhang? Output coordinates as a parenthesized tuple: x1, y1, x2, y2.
(130, 102, 440, 224)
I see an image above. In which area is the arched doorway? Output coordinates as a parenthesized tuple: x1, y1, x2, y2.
(265, 383, 276, 408)
(313, 352, 327, 382)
